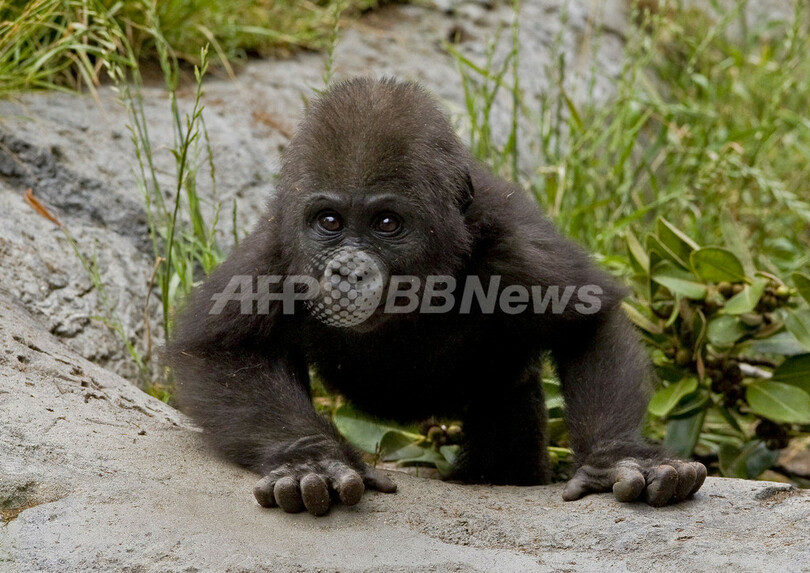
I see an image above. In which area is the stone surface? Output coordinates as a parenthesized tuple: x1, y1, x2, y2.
(1, 296, 809, 572)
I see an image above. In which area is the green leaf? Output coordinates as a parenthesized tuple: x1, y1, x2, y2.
(785, 309, 810, 351)
(333, 405, 391, 454)
(626, 229, 649, 275)
(664, 409, 706, 458)
(792, 272, 810, 305)
(656, 218, 700, 268)
(379, 431, 427, 462)
(648, 377, 698, 417)
(392, 447, 446, 467)
(333, 404, 421, 454)
(724, 278, 767, 315)
(772, 354, 810, 394)
(718, 443, 744, 478)
(748, 331, 809, 356)
(439, 444, 460, 466)
(668, 390, 710, 417)
(719, 211, 755, 275)
(647, 233, 689, 270)
(543, 379, 564, 411)
(622, 301, 664, 334)
(707, 315, 748, 347)
(655, 363, 689, 383)
(746, 380, 810, 424)
(716, 405, 744, 434)
(434, 458, 453, 477)
(646, 235, 664, 278)
(690, 247, 746, 283)
(719, 440, 780, 479)
(651, 261, 707, 300)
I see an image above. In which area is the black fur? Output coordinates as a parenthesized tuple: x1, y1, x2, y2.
(167, 78, 705, 513)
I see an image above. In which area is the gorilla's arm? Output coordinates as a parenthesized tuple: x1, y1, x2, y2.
(166, 228, 395, 516)
(472, 168, 706, 505)
(551, 308, 705, 505)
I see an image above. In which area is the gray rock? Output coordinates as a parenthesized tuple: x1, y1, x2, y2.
(1, 296, 809, 572)
(682, 0, 798, 38)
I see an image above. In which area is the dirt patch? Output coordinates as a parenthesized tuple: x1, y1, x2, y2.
(0, 479, 69, 525)
(754, 485, 802, 504)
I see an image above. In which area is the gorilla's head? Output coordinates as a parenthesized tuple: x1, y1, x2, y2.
(274, 78, 475, 330)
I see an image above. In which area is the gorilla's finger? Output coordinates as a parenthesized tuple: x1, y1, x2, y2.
(254, 475, 278, 508)
(689, 462, 707, 496)
(336, 471, 365, 506)
(611, 466, 645, 502)
(300, 473, 330, 516)
(274, 476, 304, 513)
(644, 465, 678, 507)
(672, 462, 698, 500)
(562, 466, 607, 501)
(363, 469, 397, 493)
(320, 461, 366, 505)
(562, 478, 588, 501)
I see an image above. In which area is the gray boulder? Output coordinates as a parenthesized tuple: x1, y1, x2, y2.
(1, 296, 808, 573)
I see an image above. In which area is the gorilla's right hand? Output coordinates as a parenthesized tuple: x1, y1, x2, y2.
(253, 457, 397, 516)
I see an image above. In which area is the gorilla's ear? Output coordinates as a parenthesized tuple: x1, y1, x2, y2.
(459, 167, 474, 213)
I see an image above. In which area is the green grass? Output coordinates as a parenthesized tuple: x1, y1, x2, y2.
(449, 0, 810, 278)
(0, 0, 393, 97)
(106, 33, 228, 399)
(109, 0, 394, 68)
(0, 0, 128, 97)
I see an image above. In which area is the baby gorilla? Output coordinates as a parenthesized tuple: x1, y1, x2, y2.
(167, 77, 706, 515)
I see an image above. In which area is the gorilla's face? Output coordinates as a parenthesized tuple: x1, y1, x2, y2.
(299, 190, 418, 331)
(274, 80, 476, 331)
(293, 182, 472, 332)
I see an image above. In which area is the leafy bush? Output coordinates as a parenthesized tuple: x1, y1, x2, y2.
(333, 404, 461, 477)
(449, 1, 810, 273)
(625, 217, 810, 478)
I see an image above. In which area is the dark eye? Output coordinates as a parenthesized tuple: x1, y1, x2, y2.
(374, 213, 402, 235)
(317, 212, 343, 233)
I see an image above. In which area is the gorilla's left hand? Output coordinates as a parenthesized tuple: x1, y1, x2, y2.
(562, 456, 707, 506)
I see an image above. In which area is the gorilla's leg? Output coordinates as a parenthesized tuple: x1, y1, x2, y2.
(454, 364, 552, 485)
